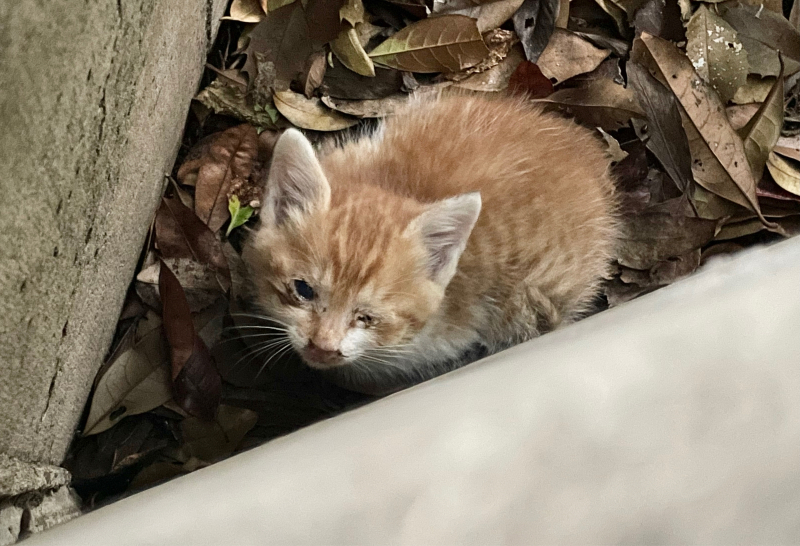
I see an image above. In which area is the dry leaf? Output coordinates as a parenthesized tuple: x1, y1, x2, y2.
(513, 0, 559, 62)
(455, 43, 526, 92)
(274, 89, 359, 130)
(533, 77, 644, 130)
(83, 314, 172, 436)
(321, 59, 404, 99)
(733, 76, 777, 104)
(178, 405, 259, 463)
(322, 94, 407, 117)
(194, 79, 278, 128)
(617, 208, 718, 269)
(719, 2, 800, 76)
(331, 26, 376, 77)
(685, 6, 748, 103)
(766, 152, 800, 195)
(727, 103, 760, 131)
(368, 15, 490, 72)
(432, 0, 525, 33)
(536, 29, 610, 83)
(159, 261, 222, 421)
(178, 125, 264, 234)
(155, 195, 231, 292)
(740, 61, 784, 179)
(627, 62, 693, 194)
(340, 0, 366, 25)
(508, 60, 554, 98)
(300, 50, 328, 98)
(597, 128, 628, 163)
(228, 0, 267, 22)
(637, 33, 772, 225)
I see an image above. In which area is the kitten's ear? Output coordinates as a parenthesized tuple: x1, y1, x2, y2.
(262, 129, 330, 226)
(407, 192, 481, 287)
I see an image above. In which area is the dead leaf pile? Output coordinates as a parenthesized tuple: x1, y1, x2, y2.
(68, 0, 800, 505)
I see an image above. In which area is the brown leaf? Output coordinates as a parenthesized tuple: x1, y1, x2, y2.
(368, 15, 491, 72)
(513, 0, 559, 62)
(432, 0, 525, 33)
(719, 2, 800, 76)
(766, 152, 800, 196)
(627, 62, 693, 195)
(616, 206, 718, 269)
(636, 33, 773, 226)
(194, 79, 278, 129)
(536, 29, 610, 83)
(508, 60, 554, 98)
(243, 3, 316, 90)
(331, 26, 376, 77)
(159, 261, 221, 420)
(741, 60, 784, 179)
(274, 89, 359, 130)
(533, 77, 645, 130)
(340, 0, 366, 26)
(178, 125, 263, 234)
(305, 0, 345, 44)
(83, 313, 171, 436)
(455, 43, 526, 92)
(321, 93, 415, 117)
(178, 405, 259, 463)
(156, 195, 231, 292)
(228, 0, 267, 22)
(633, 0, 685, 42)
(321, 59, 404, 99)
(300, 50, 328, 98)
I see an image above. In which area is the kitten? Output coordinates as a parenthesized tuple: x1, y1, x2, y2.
(242, 93, 618, 394)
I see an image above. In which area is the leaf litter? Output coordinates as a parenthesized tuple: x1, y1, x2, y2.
(69, 0, 800, 506)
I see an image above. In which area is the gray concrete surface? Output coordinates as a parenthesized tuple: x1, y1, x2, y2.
(26, 236, 800, 544)
(0, 0, 227, 468)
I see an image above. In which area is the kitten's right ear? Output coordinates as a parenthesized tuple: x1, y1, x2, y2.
(261, 129, 331, 226)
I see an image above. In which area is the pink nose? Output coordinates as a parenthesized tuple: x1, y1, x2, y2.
(303, 342, 342, 366)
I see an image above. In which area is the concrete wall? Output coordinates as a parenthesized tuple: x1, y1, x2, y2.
(26, 236, 800, 544)
(0, 0, 227, 467)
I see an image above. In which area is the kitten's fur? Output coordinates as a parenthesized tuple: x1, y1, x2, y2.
(243, 94, 617, 394)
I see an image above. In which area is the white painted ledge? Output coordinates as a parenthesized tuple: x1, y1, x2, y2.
(31, 237, 800, 545)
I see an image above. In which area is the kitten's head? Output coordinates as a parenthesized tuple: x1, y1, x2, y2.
(242, 129, 481, 370)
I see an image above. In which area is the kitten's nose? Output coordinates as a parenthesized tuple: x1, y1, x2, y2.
(304, 341, 343, 366)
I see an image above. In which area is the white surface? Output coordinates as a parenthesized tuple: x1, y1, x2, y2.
(32, 238, 800, 545)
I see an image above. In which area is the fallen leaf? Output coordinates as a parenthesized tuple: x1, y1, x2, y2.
(331, 26, 376, 77)
(726, 103, 761, 131)
(597, 128, 628, 163)
(159, 261, 222, 421)
(383, 0, 429, 18)
(533, 77, 644, 130)
(513, 0, 559, 62)
(228, 0, 267, 22)
(322, 94, 409, 117)
(774, 134, 800, 161)
(536, 29, 610, 83)
(321, 59, 404, 98)
(507, 60, 554, 98)
(732, 76, 777, 104)
(83, 313, 172, 436)
(273, 89, 359, 130)
(637, 33, 772, 225)
(592, 0, 627, 35)
(178, 125, 263, 234)
(719, 2, 800, 77)
(305, 0, 345, 44)
(340, 0, 366, 25)
(455, 43, 526, 92)
(226, 195, 255, 236)
(243, 3, 316, 90)
(155, 195, 231, 292)
(766, 152, 800, 196)
(740, 61, 784, 179)
(685, 5, 748, 103)
(178, 405, 259, 463)
(618, 249, 701, 288)
(433, 0, 525, 33)
(633, 0, 685, 42)
(616, 208, 719, 269)
(368, 15, 490, 72)
(194, 79, 278, 129)
(627, 61, 693, 194)
(555, 0, 569, 27)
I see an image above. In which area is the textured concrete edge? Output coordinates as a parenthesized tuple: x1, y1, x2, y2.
(0, 0, 228, 468)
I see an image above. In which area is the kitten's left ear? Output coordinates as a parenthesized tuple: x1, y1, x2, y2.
(406, 192, 481, 288)
(261, 128, 331, 226)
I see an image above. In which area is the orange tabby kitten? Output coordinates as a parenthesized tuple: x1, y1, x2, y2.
(243, 94, 617, 394)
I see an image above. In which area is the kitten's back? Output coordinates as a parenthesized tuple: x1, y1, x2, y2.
(321, 94, 617, 348)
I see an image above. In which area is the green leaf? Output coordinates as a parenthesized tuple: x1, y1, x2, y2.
(227, 195, 255, 237)
(368, 15, 490, 73)
(685, 5, 748, 103)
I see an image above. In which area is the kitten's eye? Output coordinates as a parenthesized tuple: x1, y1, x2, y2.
(357, 314, 374, 327)
(293, 279, 315, 301)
